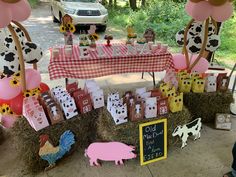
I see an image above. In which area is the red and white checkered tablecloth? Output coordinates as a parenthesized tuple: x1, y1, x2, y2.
(48, 43, 174, 80)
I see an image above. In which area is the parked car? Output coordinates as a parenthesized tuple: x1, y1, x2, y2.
(51, 0, 108, 31)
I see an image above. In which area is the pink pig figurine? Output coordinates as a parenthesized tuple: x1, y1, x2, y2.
(85, 142, 136, 166)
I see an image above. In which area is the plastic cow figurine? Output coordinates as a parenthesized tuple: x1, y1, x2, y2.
(172, 118, 202, 149)
(85, 142, 136, 166)
(111, 103, 128, 125)
(157, 98, 168, 116)
(129, 101, 145, 121)
(61, 98, 78, 119)
(179, 78, 192, 93)
(205, 74, 217, 92)
(91, 89, 105, 109)
(145, 97, 157, 119)
(169, 93, 183, 113)
(192, 77, 205, 93)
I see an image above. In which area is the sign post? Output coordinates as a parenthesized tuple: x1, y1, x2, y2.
(139, 119, 167, 165)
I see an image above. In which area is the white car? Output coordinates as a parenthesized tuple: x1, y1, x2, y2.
(51, 0, 108, 31)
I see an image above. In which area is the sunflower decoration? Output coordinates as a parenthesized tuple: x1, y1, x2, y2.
(23, 90, 32, 98)
(88, 33, 99, 41)
(9, 77, 20, 87)
(59, 14, 76, 33)
(23, 88, 41, 97)
(0, 104, 14, 115)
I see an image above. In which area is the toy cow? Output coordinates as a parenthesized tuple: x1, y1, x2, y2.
(172, 118, 202, 149)
(85, 142, 136, 166)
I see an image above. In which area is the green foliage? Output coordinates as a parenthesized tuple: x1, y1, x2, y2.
(28, 0, 39, 8)
(109, 1, 190, 46)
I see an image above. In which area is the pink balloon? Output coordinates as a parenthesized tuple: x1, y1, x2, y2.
(0, 77, 21, 100)
(173, 53, 187, 70)
(0, 0, 31, 28)
(0, 3, 12, 28)
(172, 53, 209, 73)
(1, 115, 18, 128)
(25, 69, 41, 90)
(190, 55, 209, 73)
(185, 1, 212, 21)
(212, 2, 234, 22)
(11, 0, 31, 22)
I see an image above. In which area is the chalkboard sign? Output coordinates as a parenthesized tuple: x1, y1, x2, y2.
(139, 119, 167, 165)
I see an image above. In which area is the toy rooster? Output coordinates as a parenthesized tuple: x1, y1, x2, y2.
(39, 130, 75, 170)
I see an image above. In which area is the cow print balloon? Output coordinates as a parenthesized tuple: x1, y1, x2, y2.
(0, 50, 20, 77)
(176, 30, 185, 46)
(0, 25, 43, 76)
(206, 34, 221, 52)
(188, 21, 203, 37)
(186, 36, 202, 54)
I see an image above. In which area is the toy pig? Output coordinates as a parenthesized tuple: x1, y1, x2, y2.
(85, 142, 136, 166)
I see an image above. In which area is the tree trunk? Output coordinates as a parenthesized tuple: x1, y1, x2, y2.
(101, 0, 107, 5)
(114, 0, 117, 7)
(141, 0, 145, 7)
(109, 0, 113, 7)
(129, 0, 137, 10)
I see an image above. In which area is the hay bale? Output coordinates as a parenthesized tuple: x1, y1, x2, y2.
(183, 91, 233, 123)
(96, 107, 191, 154)
(11, 110, 99, 173)
(0, 126, 4, 144)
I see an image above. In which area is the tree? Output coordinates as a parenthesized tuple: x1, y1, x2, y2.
(141, 0, 145, 7)
(129, 0, 137, 10)
(109, 0, 113, 7)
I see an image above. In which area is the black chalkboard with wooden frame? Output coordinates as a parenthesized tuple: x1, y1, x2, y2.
(139, 119, 167, 165)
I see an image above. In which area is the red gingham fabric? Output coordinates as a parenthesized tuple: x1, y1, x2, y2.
(48, 44, 174, 80)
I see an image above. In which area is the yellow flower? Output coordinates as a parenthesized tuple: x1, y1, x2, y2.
(0, 104, 10, 115)
(32, 87, 41, 96)
(60, 25, 66, 33)
(10, 77, 20, 87)
(67, 22, 76, 33)
(23, 90, 32, 98)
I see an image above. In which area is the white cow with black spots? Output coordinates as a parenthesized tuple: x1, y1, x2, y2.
(172, 118, 202, 149)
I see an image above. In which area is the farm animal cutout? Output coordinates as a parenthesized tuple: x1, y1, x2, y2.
(150, 89, 162, 101)
(39, 130, 75, 170)
(218, 76, 229, 92)
(143, 28, 155, 43)
(179, 77, 192, 93)
(172, 118, 202, 149)
(169, 93, 183, 113)
(192, 77, 205, 93)
(85, 142, 136, 166)
(61, 98, 78, 119)
(145, 97, 157, 119)
(205, 73, 217, 92)
(91, 89, 105, 109)
(173, 0, 233, 73)
(129, 101, 144, 121)
(157, 98, 169, 116)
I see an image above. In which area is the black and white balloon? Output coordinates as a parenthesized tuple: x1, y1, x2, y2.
(175, 21, 220, 54)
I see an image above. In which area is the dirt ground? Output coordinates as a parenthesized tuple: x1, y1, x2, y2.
(1, 2, 236, 177)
